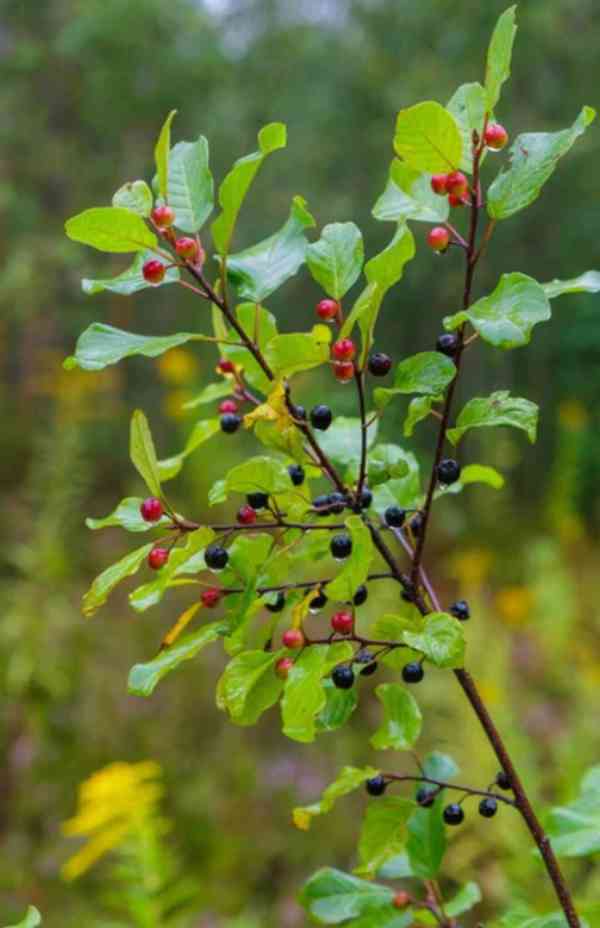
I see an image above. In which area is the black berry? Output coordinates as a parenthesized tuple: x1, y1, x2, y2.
(410, 512, 425, 536)
(450, 599, 470, 621)
(314, 493, 331, 516)
(402, 661, 424, 684)
(330, 533, 352, 560)
(365, 775, 387, 796)
(360, 659, 378, 677)
(310, 404, 333, 431)
(358, 486, 372, 510)
(368, 352, 392, 377)
(328, 492, 346, 514)
(416, 786, 437, 808)
(443, 803, 465, 826)
(436, 332, 459, 357)
(496, 771, 512, 791)
(479, 797, 498, 818)
(205, 544, 229, 571)
(385, 506, 406, 528)
(290, 403, 306, 421)
(288, 464, 305, 486)
(220, 413, 241, 434)
(309, 590, 328, 612)
(332, 665, 355, 689)
(353, 584, 368, 606)
(247, 492, 269, 510)
(265, 591, 286, 613)
(437, 458, 461, 485)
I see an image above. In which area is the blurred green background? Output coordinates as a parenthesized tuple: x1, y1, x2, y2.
(1, 0, 600, 924)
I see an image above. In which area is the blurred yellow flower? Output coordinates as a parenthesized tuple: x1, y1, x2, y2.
(495, 586, 534, 626)
(163, 389, 195, 420)
(157, 348, 199, 385)
(558, 400, 588, 432)
(450, 548, 493, 591)
(61, 761, 163, 881)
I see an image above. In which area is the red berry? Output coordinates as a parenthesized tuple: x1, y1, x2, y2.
(430, 173, 448, 195)
(393, 891, 411, 909)
(316, 298, 340, 321)
(237, 504, 257, 526)
(148, 547, 169, 570)
(446, 171, 468, 196)
(175, 236, 200, 260)
(276, 657, 294, 679)
(282, 628, 305, 650)
(217, 358, 235, 374)
(140, 497, 163, 522)
(448, 193, 467, 208)
(201, 587, 221, 608)
(219, 398, 238, 414)
(151, 205, 175, 228)
(484, 123, 509, 151)
(331, 610, 353, 635)
(142, 259, 166, 285)
(332, 338, 356, 361)
(333, 360, 355, 382)
(427, 227, 450, 252)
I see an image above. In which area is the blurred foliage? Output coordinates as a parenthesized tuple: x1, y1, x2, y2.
(1, 0, 600, 924)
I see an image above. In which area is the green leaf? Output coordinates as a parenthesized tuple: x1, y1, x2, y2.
(211, 122, 287, 255)
(423, 751, 459, 781)
(157, 419, 221, 480)
(367, 444, 410, 487)
(546, 765, 600, 857)
(543, 271, 600, 300)
(487, 107, 596, 220)
(165, 136, 213, 232)
(406, 793, 446, 879)
(281, 643, 353, 742)
(404, 396, 440, 437)
(217, 650, 284, 726)
(326, 516, 374, 603)
(154, 109, 177, 200)
(264, 327, 330, 377)
(112, 180, 153, 217)
(445, 882, 482, 917)
(494, 905, 574, 928)
(300, 868, 394, 925)
(65, 207, 158, 254)
(373, 160, 449, 224)
(4, 908, 42, 928)
(316, 680, 358, 733)
(355, 796, 416, 878)
(446, 83, 488, 173)
(129, 527, 215, 613)
(371, 451, 421, 516)
(226, 196, 315, 302)
(86, 497, 170, 533)
(444, 273, 551, 349)
(403, 612, 465, 669)
(448, 391, 538, 445)
(365, 223, 416, 294)
(82, 542, 153, 617)
(484, 6, 517, 110)
(293, 765, 379, 830)
(183, 381, 233, 410)
(130, 409, 162, 496)
(306, 222, 364, 299)
(222, 302, 279, 394)
(394, 102, 462, 173)
(375, 352, 455, 410)
(128, 622, 226, 697)
(78, 251, 179, 298)
(436, 463, 505, 497)
(370, 683, 422, 751)
(225, 455, 291, 496)
(317, 417, 378, 472)
(64, 324, 198, 371)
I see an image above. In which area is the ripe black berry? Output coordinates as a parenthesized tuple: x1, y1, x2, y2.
(247, 492, 269, 510)
(353, 584, 368, 606)
(205, 544, 229, 571)
(290, 403, 306, 421)
(265, 591, 285, 613)
(288, 464, 305, 486)
(309, 590, 328, 612)
(479, 797, 498, 818)
(310, 404, 333, 431)
(359, 657, 378, 676)
(220, 413, 242, 434)
(365, 775, 387, 796)
(402, 661, 424, 684)
(332, 665, 355, 689)
(314, 493, 331, 516)
(437, 458, 461, 485)
(328, 492, 346, 514)
(416, 786, 437, 808)
(443, 803, 465, 826)
(368, 352, 392, 377)
(436, 332, 459, 357)
(496, 771, 512, 791)
(450, 599, 470, 621)
(410, 512, 425, 536)
(330, 533, 352, 560)
(385, 505, 406, 528)
(358, 486, 372, 510)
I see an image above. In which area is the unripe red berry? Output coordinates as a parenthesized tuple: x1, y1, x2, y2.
(275, 656, 294, 679)
(237, 504, 257, 525)
(175, 236, 200, 260)
(151, 205, 175, 228)
(430, 173, 448, 195)
(427, 227, 450, 252)
(393, 891, 411, 910)
(332, 338, 356, 361)
(219, 398, 238, 414)
(140, 497, 163, 522)
(333, 360, 355, 382)
(217, 358, 235, 374)
(316, 298, 340, 321)
(201, 587, 221, 608)
(282, 628, 305, 650)
(484, 122, 509, 151)
(448, 193, 467, 208)
(148, 546, 169, 570)
(331, 610, 353, 635)
(142, 259, 166, 285)
(446, 171, 468, 196)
